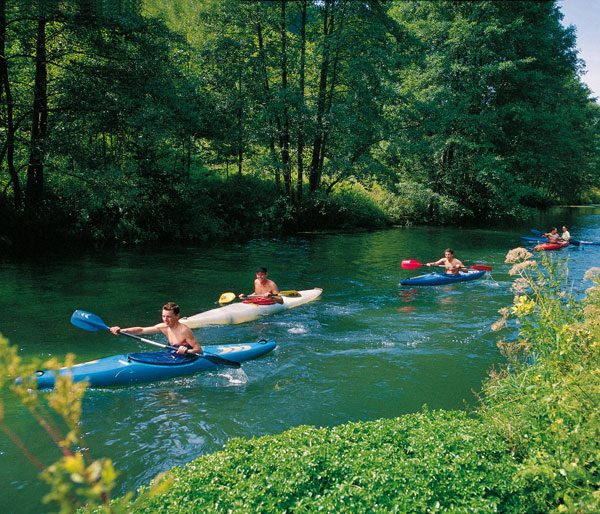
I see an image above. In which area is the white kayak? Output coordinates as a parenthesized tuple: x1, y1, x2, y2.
(181, 288, 323, 328)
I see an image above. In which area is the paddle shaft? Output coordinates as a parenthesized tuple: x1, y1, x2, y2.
(70, 310, 240, 368)
(118, 330, 193, 353)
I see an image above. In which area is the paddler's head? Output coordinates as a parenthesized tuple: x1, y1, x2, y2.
(162, 302, 181, 327)
(256, 266, 268, 282)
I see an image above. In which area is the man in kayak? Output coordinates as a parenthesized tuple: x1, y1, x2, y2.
(109, 302, 202, 355)
(239, 266, 284, 304)
(543, 227, 562, 243)
(426, 248, 465, 275)
(561, 225, 571, 241)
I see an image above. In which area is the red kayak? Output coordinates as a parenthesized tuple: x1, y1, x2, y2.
(534, 241, 569, 251)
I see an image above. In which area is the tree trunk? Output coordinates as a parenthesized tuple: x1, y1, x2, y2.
(237, 53, 243, 175)
(279, 0, 291, 197)
(296, 0, 307, 202)
(0, 0, 21, 210)
(309, 0, 334, 193)
(256, 12, 281, 190)
(25, 18, 48, 215)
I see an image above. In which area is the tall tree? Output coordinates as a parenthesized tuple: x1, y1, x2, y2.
(386, 0, 599, 219)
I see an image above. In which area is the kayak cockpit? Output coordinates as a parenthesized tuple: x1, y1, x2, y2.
(127, 350, 198, 365)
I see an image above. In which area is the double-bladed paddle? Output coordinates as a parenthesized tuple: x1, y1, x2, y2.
(70, 310, 241, 368)
(218, 290, 301, 304)
(401, 260, 492, 272)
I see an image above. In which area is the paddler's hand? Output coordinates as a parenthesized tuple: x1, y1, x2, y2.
(426, 263, 431, 267)
(238, 293, 246, 299)
(176, 345, 189, 354)
(109, 326, 120, 335)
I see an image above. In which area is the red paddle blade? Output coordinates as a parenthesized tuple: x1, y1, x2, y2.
(470, 265, 492, 271)
(401, 259, 423, 269)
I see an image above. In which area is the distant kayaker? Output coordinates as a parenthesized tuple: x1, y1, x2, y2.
(426, 248, 465, 275)
(543, 227, 561, 243)
(239, 266, 284, 304)
(561, 225, 571, 241)
(109, 302, 202, 355)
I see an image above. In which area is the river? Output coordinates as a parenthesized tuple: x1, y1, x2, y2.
(1, 206, 599, 513)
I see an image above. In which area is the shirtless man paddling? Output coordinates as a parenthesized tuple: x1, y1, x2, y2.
(239, 266, 283, 304)
(109, 302, 202, 355)
(426, 248, 465, 275)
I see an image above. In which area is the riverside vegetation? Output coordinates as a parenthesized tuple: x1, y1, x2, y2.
(2, 1, 600, 253)
(2, 254, 599, 513)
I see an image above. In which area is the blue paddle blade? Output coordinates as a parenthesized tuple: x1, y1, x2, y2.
(70, 310, 110, 332)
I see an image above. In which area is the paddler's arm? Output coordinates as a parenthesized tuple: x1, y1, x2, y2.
(176, 326, 202, 355)
(426, 258, 445, 267)
(268, 282, 284, 304)
(109, 323, 163, 335)
(268, 292, 284, 304)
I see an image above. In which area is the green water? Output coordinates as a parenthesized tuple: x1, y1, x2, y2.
(2, 206, 599, 513)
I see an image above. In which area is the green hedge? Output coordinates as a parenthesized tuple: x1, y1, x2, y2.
(133, 410, 533, 514)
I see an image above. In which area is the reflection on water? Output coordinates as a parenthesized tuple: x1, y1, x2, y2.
(1, 206, 599, 513)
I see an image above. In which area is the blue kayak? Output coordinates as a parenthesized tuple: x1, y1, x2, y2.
(401, 269, 486, 286)
(30, 340, 276, 389)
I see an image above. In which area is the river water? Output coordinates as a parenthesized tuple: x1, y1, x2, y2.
(1, 206, 599, 513)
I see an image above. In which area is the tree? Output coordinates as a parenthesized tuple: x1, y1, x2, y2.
(385, 0, 599, 219)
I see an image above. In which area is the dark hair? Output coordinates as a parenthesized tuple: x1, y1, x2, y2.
(256, 266, 267, 273)
(163, 302, 180, 315)
(445, 248, 454, 254)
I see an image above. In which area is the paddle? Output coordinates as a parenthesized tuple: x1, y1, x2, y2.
(218, 290, 301, 304)
(70, 310, 241, 368)
(401, 260, 492, 272)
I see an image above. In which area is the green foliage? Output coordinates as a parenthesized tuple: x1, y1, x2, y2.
(373, 181, 472, 225)
(133, 409, 530, 514)
(0, 334, 171, 513)
(482, 251, 600, 513)
(287, 183, 390, 233)
(1, 0, 599, 245)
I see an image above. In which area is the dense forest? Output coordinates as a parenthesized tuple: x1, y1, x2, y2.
(1, 0, 599, 251)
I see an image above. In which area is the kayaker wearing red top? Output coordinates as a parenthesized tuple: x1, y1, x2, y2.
(426, 248, 465, 275)
(239, 266, 284, 304)
(109, 302, 202, 355)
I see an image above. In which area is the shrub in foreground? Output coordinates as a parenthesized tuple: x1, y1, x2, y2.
(133, 410, 534, 514)
(483, 251, 600, 514)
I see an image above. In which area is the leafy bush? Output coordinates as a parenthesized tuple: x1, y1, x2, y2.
(133, 409, 531, 514)
(483, 251, 600, 513)
(0, 334, 170, 513)
(287, 183, 389, 233)
(374, 181, 471, 225)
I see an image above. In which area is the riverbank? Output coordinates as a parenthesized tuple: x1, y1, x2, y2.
(126, 254, 600, 513)
(6, 174, 598, 256)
